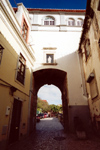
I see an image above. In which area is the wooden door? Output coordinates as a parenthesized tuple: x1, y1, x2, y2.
(9, 99, 22, 144)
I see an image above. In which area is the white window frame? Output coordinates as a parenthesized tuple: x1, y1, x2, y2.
(43, 50, 56, 64)
(77, 19, 83, 26)
(16, 53, 26, 85)
(87, 72, 98, 100)
(44, 16, 55, 25)
(67, 18, 75, 26)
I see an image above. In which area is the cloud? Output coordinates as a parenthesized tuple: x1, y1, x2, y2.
(38, 84, 62, 105)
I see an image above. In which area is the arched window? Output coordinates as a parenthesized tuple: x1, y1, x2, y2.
(67, 18, 75, 26)
(44, 16, 55, 25)
(77, 19, 83, 26)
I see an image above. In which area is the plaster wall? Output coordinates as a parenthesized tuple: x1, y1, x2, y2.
(30, 31, 88, 106)
(29, 10, 89, 131)
(0, 34, 31, 95)
(0, 34, 31, 146)
(0, 85, 29, 140)
(79, 0, 100, 133)
(83, 20, 100, 121)
(30, 13, 85, 26)
(0, 1, 35, 148)
(15, 3, 31, 30)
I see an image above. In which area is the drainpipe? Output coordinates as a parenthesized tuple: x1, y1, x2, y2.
(28, 68, 33, 134)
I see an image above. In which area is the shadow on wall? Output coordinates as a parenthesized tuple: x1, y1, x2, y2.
(32, 51, 90, 133)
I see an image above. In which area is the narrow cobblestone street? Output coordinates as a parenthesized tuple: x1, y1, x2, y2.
(7, 117, 100, 150)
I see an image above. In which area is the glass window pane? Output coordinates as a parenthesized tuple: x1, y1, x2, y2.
(44, 21, 49, 25)
(16, 53, 26, 84)
(50, 21, 54, 25)
(44, 17, 55, 25)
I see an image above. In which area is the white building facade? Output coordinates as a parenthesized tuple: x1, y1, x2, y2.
(28, 9, 90, 132)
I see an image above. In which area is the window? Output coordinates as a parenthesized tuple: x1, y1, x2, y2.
(44, 17, 55, 25)
(77, 19, 83, 26)
(0, 44, 4, 64)
(84, 39, 91, 61)
(16, 53, 26, 85)
(22, 19, 28, 42)
(98, 0, 100, 11)
(67, 19, 75, 26)
(46, 54, 54, 63)
(87, 73, 98, 100)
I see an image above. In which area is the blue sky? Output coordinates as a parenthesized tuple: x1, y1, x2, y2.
(9, 0, 87, 9)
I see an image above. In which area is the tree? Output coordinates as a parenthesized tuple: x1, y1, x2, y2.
(37, 97, 49, 112)
(37, 97, 62, 114)
(49, 104, 61, 113)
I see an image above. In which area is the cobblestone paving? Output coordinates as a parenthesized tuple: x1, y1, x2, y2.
(7, 117, 100, 150)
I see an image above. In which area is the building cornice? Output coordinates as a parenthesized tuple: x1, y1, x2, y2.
(27, 8, 86, 13)
(0, 0, 35, 64)
(4, 0, 21, 28)
(13, 8, 86, 14)
(17, 3, 31, 27)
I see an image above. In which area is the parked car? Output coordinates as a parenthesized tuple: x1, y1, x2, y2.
(44, 113, 48, 118)
(38, 113, 44, 119)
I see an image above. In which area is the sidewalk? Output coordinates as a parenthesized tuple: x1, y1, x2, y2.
(7, 117, 100, 150)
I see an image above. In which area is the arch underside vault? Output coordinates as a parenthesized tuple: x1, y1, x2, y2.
(33, 69, 66, 93)
(32, 68, 69, 132)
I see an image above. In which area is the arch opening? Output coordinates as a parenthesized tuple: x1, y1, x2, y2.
(31, 69, 69, 132)
(38, 84, 62, 105)
(37, 84, 62, 122)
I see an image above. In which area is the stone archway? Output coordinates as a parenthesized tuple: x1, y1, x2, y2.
(32, 68, 69, 132)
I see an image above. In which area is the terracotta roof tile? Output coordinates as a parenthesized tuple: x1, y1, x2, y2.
(27, 8, 86, 12)
(13, 7, 85, 13)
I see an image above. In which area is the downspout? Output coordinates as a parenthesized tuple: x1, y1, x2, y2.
(28, 68, 33, 134)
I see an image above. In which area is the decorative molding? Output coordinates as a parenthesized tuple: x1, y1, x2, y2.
(43, 47, 57, 50)
(42, 63, 57, 65)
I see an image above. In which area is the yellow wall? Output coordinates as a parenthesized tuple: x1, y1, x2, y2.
(0, 34, 31, 95)
(0, 85, 30, 140)
(0, 33, 32, 142)
(0, 1, 35, 149)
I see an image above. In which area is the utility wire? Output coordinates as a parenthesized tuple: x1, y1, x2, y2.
(14, 0, 17, 7)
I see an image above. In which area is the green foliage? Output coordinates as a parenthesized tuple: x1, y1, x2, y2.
(37, 97, 49, 112)
(37, 97, 62, 113)
(37, 108, 42, 114)
(49, 104, 61, 113)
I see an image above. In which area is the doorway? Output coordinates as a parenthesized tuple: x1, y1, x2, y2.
(9, 99, 22, 144)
